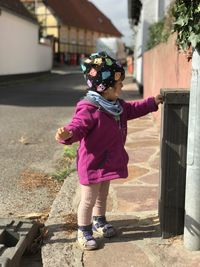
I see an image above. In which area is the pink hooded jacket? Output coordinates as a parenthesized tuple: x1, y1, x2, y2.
(61, 97, 158, 185)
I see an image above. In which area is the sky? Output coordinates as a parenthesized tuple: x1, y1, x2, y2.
(89, 0, 133, 47)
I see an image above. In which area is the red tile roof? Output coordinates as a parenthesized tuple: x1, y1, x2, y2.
(0, 0, 37, 23)
(46, 0, 122, 37)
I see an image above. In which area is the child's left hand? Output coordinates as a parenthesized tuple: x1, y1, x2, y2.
(55, 127, 73, 142)
(155, 94, 164, 105)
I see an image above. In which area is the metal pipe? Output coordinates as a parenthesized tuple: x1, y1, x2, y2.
(184, 49, 200, 251)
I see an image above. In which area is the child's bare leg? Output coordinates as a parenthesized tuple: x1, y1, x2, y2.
(93, 181, 110, 216)
(92, 181, 116, 237)
(77, 183, 101, 250)
(77, 183, 100, 226)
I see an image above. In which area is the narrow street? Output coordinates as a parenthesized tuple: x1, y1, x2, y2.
(0, 72, 85, 267)
(0, 71, 86, 218)
(0, 71, 85, 266)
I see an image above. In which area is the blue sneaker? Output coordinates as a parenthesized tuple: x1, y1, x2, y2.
(93, 216, 116, 238)
(77, 225, 98, 251)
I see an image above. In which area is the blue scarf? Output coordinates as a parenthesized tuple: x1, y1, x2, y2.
(85, 90, 123, 118)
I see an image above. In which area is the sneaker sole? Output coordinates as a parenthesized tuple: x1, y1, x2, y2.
(76, 240, 98, 251)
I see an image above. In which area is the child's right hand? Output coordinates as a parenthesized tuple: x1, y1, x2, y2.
(55, 127, 73, 141)
(155, 94, 164, 105)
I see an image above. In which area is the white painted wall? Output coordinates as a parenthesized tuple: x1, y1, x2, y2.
(134, 0, 157, 83)
(0, 9, 53, 75)
(134, 0, 173, 84)
(158, 0, 172, 19)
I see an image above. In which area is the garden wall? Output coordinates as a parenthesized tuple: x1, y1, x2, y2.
(143, 34, 192, 123)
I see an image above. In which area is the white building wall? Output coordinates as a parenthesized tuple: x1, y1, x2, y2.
(135, 0, 157, 83)
(134, 0, 172, 84)
(0, 10, 52, 75)
(164, 0, 172, 10)
(158, 0, 172, 19)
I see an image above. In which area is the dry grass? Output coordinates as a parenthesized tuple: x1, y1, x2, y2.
(19, 169, 63, 195)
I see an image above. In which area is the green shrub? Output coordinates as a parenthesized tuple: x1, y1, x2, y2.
(146, 2, 175, 50)
(146, 19, 170, 50)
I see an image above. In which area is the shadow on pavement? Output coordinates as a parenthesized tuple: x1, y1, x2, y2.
(20, 252, 43, 267)
(96, 217, 161, 249)
(0, 74, 85, 107)
(43, 223, 77, 244)
(0, 73, 141, 107)
(42, 215, 160, 247)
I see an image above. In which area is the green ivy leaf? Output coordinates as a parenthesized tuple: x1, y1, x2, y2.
(193, 24, 199, 31)
(147, 1, 200, 51)
(188, 32, 200, 48)
(172, 0, 200, 51)
(175, 18, 185, 26)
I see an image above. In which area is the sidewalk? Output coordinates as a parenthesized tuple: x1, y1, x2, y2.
(42, 78, 200, 267)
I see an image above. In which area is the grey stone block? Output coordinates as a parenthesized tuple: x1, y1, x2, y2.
(0, 219, 41, 267)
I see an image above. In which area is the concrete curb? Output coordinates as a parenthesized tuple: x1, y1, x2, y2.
(41, 172, 82, 267)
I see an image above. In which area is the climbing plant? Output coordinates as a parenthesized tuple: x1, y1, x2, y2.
(147, 0, 200, 53)
(147, 19, 171, 50)
(172, 0, 200, 51)
(146, 1, 175, 50)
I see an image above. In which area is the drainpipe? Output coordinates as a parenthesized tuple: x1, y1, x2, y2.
(184, 48, 200, 251)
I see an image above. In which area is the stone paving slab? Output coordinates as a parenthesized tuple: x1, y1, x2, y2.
(139, 172, 159, 185)
(83, 215, 200, 267)
(83, 215, 159, 267)
(111, 165, 150, 184)
(84, 242, 154, 267)
(126, 147, 157, 164)
(115, 186, 158, 212)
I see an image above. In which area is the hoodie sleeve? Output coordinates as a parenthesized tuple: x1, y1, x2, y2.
(123, 97, 158, 120)
(59, 103, 96, 145)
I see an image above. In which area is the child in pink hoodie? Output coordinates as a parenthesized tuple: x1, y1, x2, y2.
(55, 51, 163, 250)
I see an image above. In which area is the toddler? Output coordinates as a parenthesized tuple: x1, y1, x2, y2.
(55, 51, 163, 250)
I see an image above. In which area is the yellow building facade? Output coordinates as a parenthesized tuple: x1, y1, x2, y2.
(36, 3, 109, 55)
(21, 0, 120, 64)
